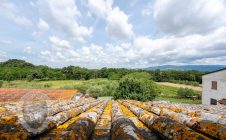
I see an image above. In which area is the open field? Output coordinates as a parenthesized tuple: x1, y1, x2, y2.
(1, 79, 202, 104)
(157, 97, 202, 104)
(0, 98, 225, 139)
(157, 82, 202, 91)
(2, 80, 83, 89)
(0, 88, 78, 102)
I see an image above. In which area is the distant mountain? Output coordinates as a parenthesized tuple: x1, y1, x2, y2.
(144, 65, 226, 71)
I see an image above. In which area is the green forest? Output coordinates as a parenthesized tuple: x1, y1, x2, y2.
(0, 59, 206, 83)
(0, 59, 204, 103)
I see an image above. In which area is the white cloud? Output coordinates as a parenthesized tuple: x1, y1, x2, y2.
(40, 50, 51, 56)
(38, 18, 49, 31)
(23, 46, 32, 54)
(49, 36, 73, 49)
(40, 50, 56, 62)
(38, 0, 92, 42)
(153, 0, 226, 35)
(40, 36, 79, 62)
(88, 0, 134, 39)
(40, 27, 226, 68)
(129, 27, 226, 66)
(0, 1, 32, 27)
(106, 7, 134, 39)
(88, 0, 112, 18)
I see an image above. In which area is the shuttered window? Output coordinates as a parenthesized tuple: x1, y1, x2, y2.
(211, 81, 217, 90)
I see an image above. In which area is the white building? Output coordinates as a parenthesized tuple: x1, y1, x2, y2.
(202, 68, 226, 105)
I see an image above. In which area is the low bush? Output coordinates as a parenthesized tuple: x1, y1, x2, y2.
(73, 84, 89, 93)
(177, 87, 198, 98)
(26, 75, 33, 82)
(72, 79, 118, 97)
(114, 77, 160, 101)
(86, 85, 103, 98)
(44, 83, 52, 88)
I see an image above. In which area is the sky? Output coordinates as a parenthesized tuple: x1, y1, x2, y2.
(0, 0, 226, 68)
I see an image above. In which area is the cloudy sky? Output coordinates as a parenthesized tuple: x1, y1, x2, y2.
(0, 0, 226, 68)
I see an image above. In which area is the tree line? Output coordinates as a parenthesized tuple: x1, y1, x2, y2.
(0, 59, 206, 83)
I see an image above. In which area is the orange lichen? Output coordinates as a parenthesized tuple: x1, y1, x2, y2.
(0, 109, 5, 114)
(193, 120, 226, 139)
(182, 130, 211, 140)
(118, 102, 146, 128)
(0, 98, 224, 140)
(0, 116, 17, 124)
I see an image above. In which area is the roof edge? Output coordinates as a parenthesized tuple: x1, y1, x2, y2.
(202, 68, 226, 76)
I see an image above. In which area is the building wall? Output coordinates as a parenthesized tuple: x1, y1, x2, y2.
(202, 70, 226, 105)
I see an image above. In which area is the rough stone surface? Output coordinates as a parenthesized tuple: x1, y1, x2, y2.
(0, 99, 225, 140)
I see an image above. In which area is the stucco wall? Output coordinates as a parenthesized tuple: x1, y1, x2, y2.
(202, 70, 226, 105)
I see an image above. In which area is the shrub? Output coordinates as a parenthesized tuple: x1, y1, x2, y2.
(73, 84, 89, 93)
(44, 83, 52, 88)
(73, 79, 118, 97)
(123, 72, 151, 80)
(26, 75, 33, 82)
(114, 77, 160, 101)
(40, 78, 50, 81)
(86, 85, 103, 98)
(0, 80, 3, 88)
(177, 88, 198, 98)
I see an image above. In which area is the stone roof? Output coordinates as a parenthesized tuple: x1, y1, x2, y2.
(0, 88, 78, 102)
(0, 98, 226, 139)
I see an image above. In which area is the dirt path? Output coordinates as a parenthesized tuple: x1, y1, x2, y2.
(156, 82, 202, 92)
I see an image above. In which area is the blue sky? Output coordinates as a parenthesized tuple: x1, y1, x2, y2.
(0, 0, 226, 68)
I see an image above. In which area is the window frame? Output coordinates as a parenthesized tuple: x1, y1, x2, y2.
(211, 81, 217, 90)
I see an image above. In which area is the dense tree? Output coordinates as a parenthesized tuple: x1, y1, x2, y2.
(0, 59, 34, 67)
(123, 72, 151, 80)
(114, 77, 160, 101)
(0, 59, 206, 83)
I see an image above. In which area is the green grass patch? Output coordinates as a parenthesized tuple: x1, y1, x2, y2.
(157, 97, 201, 104)
(157, 84, 178, 97)
(2, 79, 118, 98)
(157, 84, 201, 97)
(2, 79, 202, 104)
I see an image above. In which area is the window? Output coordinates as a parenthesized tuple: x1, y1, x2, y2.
(210, 98, 217, 105)
(211, 81, 217, 90)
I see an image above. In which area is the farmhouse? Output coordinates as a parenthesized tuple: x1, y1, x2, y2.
(202, 68, 226, 105)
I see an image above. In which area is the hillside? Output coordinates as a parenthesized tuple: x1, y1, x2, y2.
(0, 59, 34, 67)
(145, 65, 226, 71)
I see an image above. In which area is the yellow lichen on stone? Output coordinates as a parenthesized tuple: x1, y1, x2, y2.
(0, 132, 28, 140)
(94, 129, 107, 136)
(0, 116, 17, 124)
(117, 102, 147, 129)
(93, 101, 112, 139)
(0, 109, 5, 114)
(57, 103, 100, 129)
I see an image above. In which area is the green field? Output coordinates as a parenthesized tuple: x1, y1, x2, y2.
(2, 79, 118, 98)
(2, 79, 201, 104)
(157, 97, 202, 104)
(157, 84, 201, 97)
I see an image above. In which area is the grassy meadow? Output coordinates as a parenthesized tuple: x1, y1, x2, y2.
(1, 79, 201, 104)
